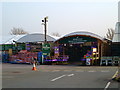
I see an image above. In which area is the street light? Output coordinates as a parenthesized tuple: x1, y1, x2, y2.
(41, 16, 48, 64)
(42, 16, 48, 43)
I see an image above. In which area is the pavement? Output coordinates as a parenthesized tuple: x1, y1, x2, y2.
(2, 63, 120, 89)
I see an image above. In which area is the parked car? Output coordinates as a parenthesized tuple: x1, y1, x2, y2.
(100, 60, 106, 66)
(113, 61, 119, 66)
(107, 60, 112, 66)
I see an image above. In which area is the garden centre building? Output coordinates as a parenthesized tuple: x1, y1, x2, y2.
(1, 28, 119, 65)
(54, 31, 111, 65)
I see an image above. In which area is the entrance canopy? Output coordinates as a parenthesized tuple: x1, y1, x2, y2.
(55, 31, 104, 44)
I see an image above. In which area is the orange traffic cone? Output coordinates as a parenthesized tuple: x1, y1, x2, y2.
(32, 61, 37, 71)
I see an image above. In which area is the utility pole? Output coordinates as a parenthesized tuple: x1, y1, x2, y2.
(42, 16, 48, 43)
(41, 16, 48, 64)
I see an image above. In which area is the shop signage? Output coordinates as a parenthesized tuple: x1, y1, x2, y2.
(92, 48, 97, 53)
(86, 58, 91, 65)
(58, 36, 97, 44)
(68, 38, 87, 43)
(42, 43, 50, 56)
(54, 46, 59, 56)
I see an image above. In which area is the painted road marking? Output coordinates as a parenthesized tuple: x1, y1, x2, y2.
(104, 82, 111, 90)
(112, 70, 118, 78)
(68, 74, 74, 77)
(101, 70, 109, 72)
(104, 70, 118, 90)
(51, 75, 66, 82)
(88, 71, 96, 72)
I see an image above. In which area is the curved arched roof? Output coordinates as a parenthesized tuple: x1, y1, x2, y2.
(55, 31, 104, 42)
(17, 33, 56, 43)
(4, 35, 26, 44)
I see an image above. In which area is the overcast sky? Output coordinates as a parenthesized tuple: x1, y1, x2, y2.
(0, 0, 119, 43)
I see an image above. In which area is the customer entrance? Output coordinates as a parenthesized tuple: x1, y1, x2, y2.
(65, 44, 91, 62)
(63, 42, 96, 65)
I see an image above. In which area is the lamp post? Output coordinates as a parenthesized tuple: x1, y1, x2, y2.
(42, 16, 48, 43)
(41, 16, 48, 64)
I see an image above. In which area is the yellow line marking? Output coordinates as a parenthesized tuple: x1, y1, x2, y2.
(112, 70, 118, 78)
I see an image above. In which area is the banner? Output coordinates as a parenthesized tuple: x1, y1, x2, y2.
(42, 43, 50, 57)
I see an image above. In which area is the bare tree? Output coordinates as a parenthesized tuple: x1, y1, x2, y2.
(10, 27, 28, 35)
(51, 32, 61, 37)
(106, 28, 115, 40)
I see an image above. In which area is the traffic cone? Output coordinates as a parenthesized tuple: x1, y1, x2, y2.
(32, 61, 37, 71)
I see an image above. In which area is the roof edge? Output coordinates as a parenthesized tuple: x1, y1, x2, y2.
(55, 31, 104, 42)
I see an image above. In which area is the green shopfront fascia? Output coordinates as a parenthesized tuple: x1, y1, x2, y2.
(58, 35, 97, 44)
